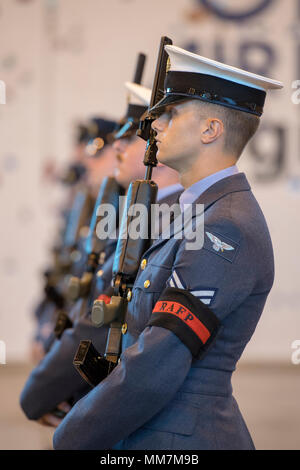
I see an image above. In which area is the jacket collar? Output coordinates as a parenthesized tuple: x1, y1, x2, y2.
(149, 173, 251, 253)
(192, 172, 250, 208)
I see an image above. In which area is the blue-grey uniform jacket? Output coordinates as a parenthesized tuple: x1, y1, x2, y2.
(20, 249, 115, 419)
(53, 173, 274, 450)
(20, 189, 183, 420)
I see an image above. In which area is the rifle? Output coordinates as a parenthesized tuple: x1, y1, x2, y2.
(133, 52, 146, 86)
(55, 52, 147, 340)
(54, 177, 124, 339)
(51, 178, 123, 420)
(44, 188, 95, 311)
(74, 36, 172, 386)
(113, 52, 146, 139)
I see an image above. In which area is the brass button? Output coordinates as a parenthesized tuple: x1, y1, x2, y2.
(121, 323, 127, 335)
(144, 280, 151, 289)
(99, 252, 106, 265)
(141, 259, 147, 270)
(97, 270, 104, 278)
(127, 290, 132, 302)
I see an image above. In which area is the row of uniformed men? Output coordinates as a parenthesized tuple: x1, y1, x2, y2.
(20, 41, 283, 450)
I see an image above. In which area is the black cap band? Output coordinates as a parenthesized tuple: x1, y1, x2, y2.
(150, 71, 266, 116)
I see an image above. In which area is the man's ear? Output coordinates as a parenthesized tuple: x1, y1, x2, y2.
(200, 118, 224, 144)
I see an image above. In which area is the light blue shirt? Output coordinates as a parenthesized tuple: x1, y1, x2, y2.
(157, 183, 183, 202)
(179, 165, 239, 212)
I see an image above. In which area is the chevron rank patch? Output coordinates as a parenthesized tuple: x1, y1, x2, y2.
(167, 269, 217, 306)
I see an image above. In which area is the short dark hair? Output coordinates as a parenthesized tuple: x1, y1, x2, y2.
(194, 100, 260, 158)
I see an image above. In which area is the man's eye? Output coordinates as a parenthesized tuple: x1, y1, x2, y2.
(164, 110, 175, 119)
(162, 107, 177, 120)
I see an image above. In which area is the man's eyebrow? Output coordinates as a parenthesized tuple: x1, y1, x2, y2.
(164, 104, 177, 113)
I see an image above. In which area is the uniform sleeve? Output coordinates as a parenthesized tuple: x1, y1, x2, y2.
(21, 250, 116, 420)
(53, 326, 192, 450)
(20, 316, 109, 420)
(167, 222, 255, 322)
(53, 221, 256, 449)
(33, 301, 56, 344)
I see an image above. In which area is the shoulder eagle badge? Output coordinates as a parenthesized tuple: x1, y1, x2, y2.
(206, 231, 234, 252)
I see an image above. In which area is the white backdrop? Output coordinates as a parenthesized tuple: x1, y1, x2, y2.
(0, 0, 299, 363)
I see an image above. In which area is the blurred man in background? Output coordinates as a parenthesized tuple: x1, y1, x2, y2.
(30, 118, 117, 364)
(21, 81, 183, 429)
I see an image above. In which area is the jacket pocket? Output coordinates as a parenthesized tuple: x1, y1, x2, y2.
(134, 263, 171, 294)
(142, 400, 198, 436)
(132, 264, 171, 332)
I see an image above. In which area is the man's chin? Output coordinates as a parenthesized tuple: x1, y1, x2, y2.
(156, 148, 167, 164)
(115, 173, 130, 189)
(157, 153, 176, 170)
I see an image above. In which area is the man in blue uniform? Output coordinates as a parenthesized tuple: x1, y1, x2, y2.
(53, 45, 283, 450)
(30, 118, 117, 363)
(20, 82, 182, 426)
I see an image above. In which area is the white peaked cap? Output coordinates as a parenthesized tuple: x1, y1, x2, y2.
(125, 82, 151, 106)
(149, 45, 283, 117)
(165, 45, 283, 92)
(113, 83, 151, 140)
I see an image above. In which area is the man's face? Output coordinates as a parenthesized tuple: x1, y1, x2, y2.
(73, 142, 88, 162)
(113, 135, 147, 189)
(85, 144, 116, 192)
(152, 101, 203, 171)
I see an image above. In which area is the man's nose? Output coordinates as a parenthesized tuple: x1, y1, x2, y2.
(113, 139, 124, 153)
(151, 115, 165, 133)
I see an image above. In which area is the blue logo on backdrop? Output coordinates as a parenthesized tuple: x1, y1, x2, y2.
(199, 0, 274, 21)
